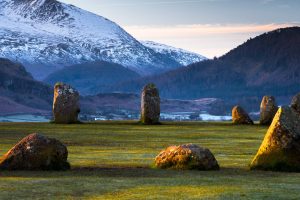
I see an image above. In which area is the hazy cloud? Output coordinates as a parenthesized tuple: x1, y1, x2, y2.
(124, 23, 299, 58)
(59, 0, 300, 57)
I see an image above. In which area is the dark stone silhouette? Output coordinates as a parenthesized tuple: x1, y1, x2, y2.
(0, 133, 70, 170)
(140, 83, 160, 124)
(232, 105, 254, 125)
(291, 93, 300, 114)
(53, 83, 80, 124)
(259, 96, 278, 125)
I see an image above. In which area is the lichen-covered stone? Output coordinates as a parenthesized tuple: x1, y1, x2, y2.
(140, 83, 160, 124)
(0, 133, 70, 170)
(291, 93, 300, 114)
(250, 106, 300, 172)
(259, 96, 278, 125)
(53, 82, 80, 124)
(232, 105, 254, 125)
(155, 144, 219, 170)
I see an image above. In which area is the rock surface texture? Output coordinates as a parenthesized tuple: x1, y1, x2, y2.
(53, 83, 80, 124)
(232, 106, 254, 125)
(155, 144, 219, 170)
(140, 83, 160, 124)
(250, 106, 300, 171)
(0, 133, 70, 170)
(260, 96, 278, 125)
(291, 93, 300, 114)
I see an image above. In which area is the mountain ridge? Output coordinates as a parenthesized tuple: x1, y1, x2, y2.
(141, 41, 206, 66)
(0, 0, 205, 79)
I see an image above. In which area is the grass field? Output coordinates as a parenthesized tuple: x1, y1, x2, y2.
(0, 121, 300, 199)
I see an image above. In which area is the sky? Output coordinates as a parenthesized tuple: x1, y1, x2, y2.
(60, 0, 300, 58)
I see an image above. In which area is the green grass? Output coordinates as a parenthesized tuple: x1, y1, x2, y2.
(0, 121, 300, 199)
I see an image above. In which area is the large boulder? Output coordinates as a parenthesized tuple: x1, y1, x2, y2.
(232, 105, 254, 125)
(250, 106, 300, 171)
(291, 93, 300, 114)
(259, 96, 278, 125)
(0, 133, 70, 170)
(155, 144, 219, 170)
(140, 83, 160, 124)
(53, 82, 80, 124)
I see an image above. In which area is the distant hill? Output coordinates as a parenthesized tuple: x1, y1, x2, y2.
(80, 93, 226, 115)
(111, 27, 300, 111)
(0, 58, 225, 116)
(0, 58, 52, 115)
(44, 61, 141, 95)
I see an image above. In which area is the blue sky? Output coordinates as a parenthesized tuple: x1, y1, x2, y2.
(60, 0, 300, 58)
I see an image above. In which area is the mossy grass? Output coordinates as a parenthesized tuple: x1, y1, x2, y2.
(138, 120, 162, 125)
(50, 120, 83, 124)
(1, 121, 300, 199)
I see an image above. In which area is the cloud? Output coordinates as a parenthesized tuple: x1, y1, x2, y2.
(261, 0, 275, 4)
(124, 23, 299, 58)
(124, 23, 298, 38)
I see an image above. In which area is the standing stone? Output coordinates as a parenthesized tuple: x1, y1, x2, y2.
(0, 133, 70, 170)
(250, 106, 300, 172)
(155, 144, 219, 170)
(140, 83, 160, 124)
(53, 83, 80, 124)
(232, 105, 254, 125)
(259, 96, 278, 125)
(291, 93, 300, 114)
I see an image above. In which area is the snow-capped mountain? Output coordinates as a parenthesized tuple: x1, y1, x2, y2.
(0, 0, 206, 80)
(141, 41, 206, 66)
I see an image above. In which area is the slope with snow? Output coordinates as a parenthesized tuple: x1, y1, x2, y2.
(0, 0, 206, 79)
(141, 41, 206, 66)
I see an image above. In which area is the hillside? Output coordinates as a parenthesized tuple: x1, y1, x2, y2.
(141, 41, 206, 66)
(1, 58, 225, 116)
(80, 93, 226, 115)
(0, 0, 205, 79)
(0, 58, 52, 115)
(44, 61, 141, 95)
(111, 27, 300, 111)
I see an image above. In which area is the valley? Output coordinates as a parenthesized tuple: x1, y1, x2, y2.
(0, 0, 300, 199)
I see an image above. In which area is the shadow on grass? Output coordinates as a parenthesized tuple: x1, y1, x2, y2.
(0, 166, 164, 178)
(1, 121, 263, 129)
(79, 121, 246, 127)
(0, 166, 296, 179)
